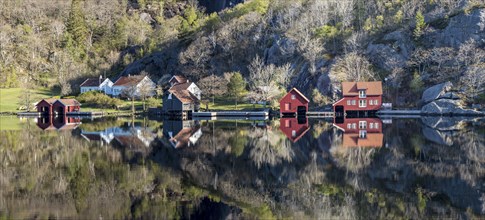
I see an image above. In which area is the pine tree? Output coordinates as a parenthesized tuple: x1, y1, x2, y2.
(414, 11, 426, 40)
(65, 0, 88, 55)
(227, 72, 247, 109)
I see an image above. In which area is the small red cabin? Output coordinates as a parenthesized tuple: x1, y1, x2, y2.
(280, 88, 310, 116)
(279, 117, 310, 143)
(333, 118, 383, 148)
(333, 81, 383, 117)
(52, 99, 81, 115)
(36, 98, 57, 115)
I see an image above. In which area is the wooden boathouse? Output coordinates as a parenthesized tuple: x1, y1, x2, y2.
(332, 81, 382, 118)
(280, 88, 309, 117)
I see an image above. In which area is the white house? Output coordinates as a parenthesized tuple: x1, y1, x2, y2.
(80, 76, 114, 94)
(169, 81, 202, 100)
(111, 75, 156, 98)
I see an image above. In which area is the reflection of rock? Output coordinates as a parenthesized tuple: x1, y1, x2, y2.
(422, 126, 453, 146)
(421, 117, 468, 131)
(421, 81, 453, 104)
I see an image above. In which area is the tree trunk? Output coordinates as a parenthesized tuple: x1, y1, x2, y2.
(131, 97, 135, 114)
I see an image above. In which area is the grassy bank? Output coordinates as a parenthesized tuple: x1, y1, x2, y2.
(0, 88, 57, 112)
(206, 96, 266, 111)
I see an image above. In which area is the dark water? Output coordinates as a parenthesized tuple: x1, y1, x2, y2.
(0, 116, 484, 219)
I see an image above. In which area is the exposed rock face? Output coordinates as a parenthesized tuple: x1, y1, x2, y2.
(422, 126, 453, 146)
(421, 81, 453, 104)
(198, 0, 246, 13)
(366, 31, 414, 72)
(424, 8, 485, 48)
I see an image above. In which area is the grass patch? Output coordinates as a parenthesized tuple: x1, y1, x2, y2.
(0, 116, 27, 131)
(205, 96, 265, 111)
(0, 87, 58, 112)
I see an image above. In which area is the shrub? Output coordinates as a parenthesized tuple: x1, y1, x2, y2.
(77, 91, 123, 109)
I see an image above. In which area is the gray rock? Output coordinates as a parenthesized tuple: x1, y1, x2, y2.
(421, 117, 466, 131)
(140, 12, 155, 24)
(421, 99, 484, 116)
(424, 8, 485, 48)
(265, 36, 297, 65)
(366, 31, 414, 71)
(422, 126, 453, 146)
(421, 81, 453, 104)
(438, 92, 460, 100)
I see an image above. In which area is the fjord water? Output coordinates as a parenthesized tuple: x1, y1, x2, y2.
(0, 116, 484, 219)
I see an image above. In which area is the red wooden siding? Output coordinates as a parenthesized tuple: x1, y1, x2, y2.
(279, 88, 309, 115)
(279, 117, 310, 143)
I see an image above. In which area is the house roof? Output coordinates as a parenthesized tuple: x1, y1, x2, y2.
(170, 75, 188, 84)
(282, 88, 310, 103)
(80, 78, 102, 87)
(342, 133, 383, 148)
(342, 81, 382, 96)
(171, 90, 198, 103)
(36, 98, 58, 106)
(169, 82, 192, 91)
(113, 75, 146, 86)
(55, 99, 81, 106)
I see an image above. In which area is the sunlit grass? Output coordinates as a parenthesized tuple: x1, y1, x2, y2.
(0, 87, 58, 112)
(0, 116, 27, 131)
(206, 96, 265, 111)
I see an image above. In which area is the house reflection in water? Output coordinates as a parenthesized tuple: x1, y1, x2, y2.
(36, 116, 82, 131)
(279, 117, 310, 143)
(81, 124, 156, 148)
(333, 117, 383, 148)
(163, 120, 202, 148)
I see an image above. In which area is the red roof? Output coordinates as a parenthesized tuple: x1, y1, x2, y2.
(342, 82, 382, 96)
(113, 75, 145, 86)
(169, 82, 192, 91)
(80, 78, 101, 87)
(342, 133, 383, 148)
(36, 98, 57, 106)
(281, 88, 310, 103)
(54, 99, 81, 106)
(170, 75, 187, 84)
(170, 90, 198, 103)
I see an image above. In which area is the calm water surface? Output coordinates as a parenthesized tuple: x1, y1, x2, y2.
(0, 116, 484, 219)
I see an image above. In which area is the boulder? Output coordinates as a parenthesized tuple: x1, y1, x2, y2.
(422, 126, 453, 146)
(421, 99, 483, 116)
(421, 117, 466, 131)
(366, 31, 414, 72)
(421, 81, 453, 104)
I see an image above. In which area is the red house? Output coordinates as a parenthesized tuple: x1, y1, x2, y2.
(52, 99, 81, 115)
(36, 98, 57, 115)
(280, 88, 309, 117)
(333, 118, 383, 148)
(333, 82, 382, 117)
(279, 117, 310, 143)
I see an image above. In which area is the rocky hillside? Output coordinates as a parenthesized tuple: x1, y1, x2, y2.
(0, 0, 483, 107)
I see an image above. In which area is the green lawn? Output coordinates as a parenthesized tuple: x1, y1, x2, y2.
(205, 96, 266, 111)
(0, 88, 57, 112)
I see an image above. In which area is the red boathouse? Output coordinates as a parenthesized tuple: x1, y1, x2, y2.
(333, 81, 382, 117)
(52, 99, 81, 115)
(279, 117, 310, 143)
(36, 98, 57, 115)
(280, 88, 309, 117)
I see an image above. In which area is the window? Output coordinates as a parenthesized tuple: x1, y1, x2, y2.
(285, 103, 291, 111)
(359, 130, 367, 138)
(347, 123, 351, 129)
(352, 100, 356, 105)
(285, 120, 291, 128)
(347, 100, 351, 105)
(291, 94, 296, 100)
(292, 130, 296, 137)
(369, 100, 373, 105)
(359, 121, 367, 129)
(359, 100, 367, 107)
(352, 123, 356, 129)
(375, 123, 379, 129)
(359, 90, 366, 98)
(168, 93, 172, 100)
(370, 123, 374, 129)
(375, 100, 379, 105)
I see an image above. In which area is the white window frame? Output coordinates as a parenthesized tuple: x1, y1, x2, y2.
(370, 123, 374, 129)
(359, 130, 367, 139)
(359, 100, 367, 108)
(352, 100, 356, 105)
(292, 130, 296, 137)
(347, 100, 351, 105)
(291, 94, 296, 100)
(352, 123, 356, 129)
(375, 99, 378, 106)
(347, 123, 351, 129)
(359, 90, 366, 98)
(359, 121, 367, 129)
(375, 123, 379, 129)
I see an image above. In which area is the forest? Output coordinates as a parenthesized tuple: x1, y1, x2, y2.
(0, 0, 484, 109)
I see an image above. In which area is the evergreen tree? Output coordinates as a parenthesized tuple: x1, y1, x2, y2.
(227, 72, 247, 109)
(414, 11, 426, 40)
(65, 0, 88, 58)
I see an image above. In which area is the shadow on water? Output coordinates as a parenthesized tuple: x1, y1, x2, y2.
(0, 115, 484, 218)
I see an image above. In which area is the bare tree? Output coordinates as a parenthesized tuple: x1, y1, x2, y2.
(461, 65, 485, 103)
(329, 52, 377, 82)
(122, 83, 138, 114)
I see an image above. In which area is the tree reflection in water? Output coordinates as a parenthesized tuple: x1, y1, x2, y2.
(0, 116, 483, 219)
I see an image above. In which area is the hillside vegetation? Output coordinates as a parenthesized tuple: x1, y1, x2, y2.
(0, 0, 484, 108)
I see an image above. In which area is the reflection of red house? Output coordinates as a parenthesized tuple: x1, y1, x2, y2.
(279, 117, 310, 143)
(333, 118, 383, 148)
(280, 88, 309, 116)
(36, 116, 81, 131)
(333, 82, 382, 116)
